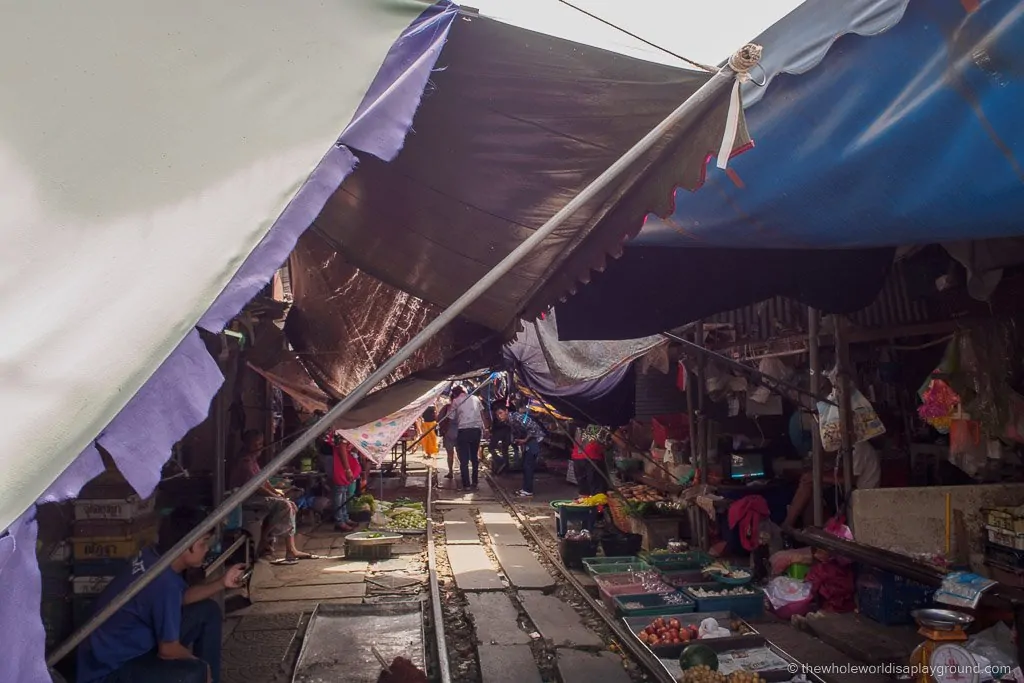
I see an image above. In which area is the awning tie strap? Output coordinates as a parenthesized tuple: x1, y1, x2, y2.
(717, 43, 763, 171)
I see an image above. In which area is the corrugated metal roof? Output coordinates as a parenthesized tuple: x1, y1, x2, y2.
(707, 261, 939, 345)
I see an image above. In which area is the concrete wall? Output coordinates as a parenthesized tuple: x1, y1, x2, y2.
(851, 484, 1024, 571)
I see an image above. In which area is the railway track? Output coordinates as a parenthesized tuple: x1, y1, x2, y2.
(423, 468, 673, 683)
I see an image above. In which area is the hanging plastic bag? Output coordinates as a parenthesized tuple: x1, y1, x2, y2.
(850, 389, 886, 443)
(817, 388, 885, 452)
(950, 420, 982, 455)
(817, 400, 842, 452)
(824, 515, 853, 542)
(765, 576, 813, 610)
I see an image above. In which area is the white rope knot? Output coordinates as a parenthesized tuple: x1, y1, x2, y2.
(716, 43, 763, 171)
(728, 43, 763, 81)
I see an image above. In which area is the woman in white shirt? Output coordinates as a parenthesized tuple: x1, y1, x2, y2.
(451, 386, 489, 490)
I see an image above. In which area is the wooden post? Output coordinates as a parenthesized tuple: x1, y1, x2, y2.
(809, 308, 824, 527)
(833, 315, 856, 505)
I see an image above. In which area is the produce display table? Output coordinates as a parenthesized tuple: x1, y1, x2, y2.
(579, 547, 818, 683)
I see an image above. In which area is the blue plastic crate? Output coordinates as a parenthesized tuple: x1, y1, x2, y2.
(682, 583, 764, 618)
(856, 565, 934, 625)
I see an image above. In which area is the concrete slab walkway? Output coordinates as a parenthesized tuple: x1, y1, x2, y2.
(443, 508, 482, 545)
(518, 591, 603, 647)
(493, 545, 555, 590)
(466, 593, 531, 645)
(479, 509, 529, 546)
(556, 650, 631, 683)
(447, 545, 504, 591)
(478, 645, 543, 683)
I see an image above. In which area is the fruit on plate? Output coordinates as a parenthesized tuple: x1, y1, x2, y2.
(637, 618, 698, 647)
(679, 643, 719, 671)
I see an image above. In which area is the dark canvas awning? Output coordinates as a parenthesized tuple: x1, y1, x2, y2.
(311, 11, 746, 333)
(248, 230, 501, 427)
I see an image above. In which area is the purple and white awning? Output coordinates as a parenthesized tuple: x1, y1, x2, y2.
(0, 2, 456, 680)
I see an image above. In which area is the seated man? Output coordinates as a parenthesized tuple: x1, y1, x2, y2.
(782, 439, 882, 529)
(77, 507, 245, 683)
(231, 429, 313, 562)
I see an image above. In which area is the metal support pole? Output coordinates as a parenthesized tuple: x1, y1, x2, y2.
(213, 385, 226, 511)
(47, 63, 738, 666)
(684, 364, 698, 466)
(694, 322, 709, 551)
(808, 308, 824, 527)
(832, 315, 856, 504)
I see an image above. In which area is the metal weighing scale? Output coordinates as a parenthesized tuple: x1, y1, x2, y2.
(910, 609, 978, 683)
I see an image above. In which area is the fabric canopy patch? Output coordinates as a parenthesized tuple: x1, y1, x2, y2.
(340, 383, 446, 464)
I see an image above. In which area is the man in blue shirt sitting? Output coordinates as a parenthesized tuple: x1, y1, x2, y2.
(77, 507, 246, 683)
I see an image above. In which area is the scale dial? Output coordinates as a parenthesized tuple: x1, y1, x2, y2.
(929, 644, 979, 683)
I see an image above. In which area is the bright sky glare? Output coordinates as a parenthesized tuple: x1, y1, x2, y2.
(460, 0, 806, 68)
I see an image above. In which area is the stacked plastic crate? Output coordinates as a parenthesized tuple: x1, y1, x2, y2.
(982, 506, 1024, 579)
(39, 513, 73, 654)
(71, 472, 158, 628)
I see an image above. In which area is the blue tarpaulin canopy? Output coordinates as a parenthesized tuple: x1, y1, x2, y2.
(556, 0, 1024, 340)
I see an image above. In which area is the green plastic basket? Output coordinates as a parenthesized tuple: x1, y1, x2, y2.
(643, 550, 712, 571)
(582, 556, 637, 572)
(787, 563, 810, 580)
(589, 560, 650, 575)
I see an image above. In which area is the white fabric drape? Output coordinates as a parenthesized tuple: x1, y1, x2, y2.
(0, 0, 425, 533)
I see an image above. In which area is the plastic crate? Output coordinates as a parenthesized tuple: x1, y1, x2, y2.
(73, 531, 155, 561)
(72, 514, 158, 540)
(73, 495, 156, 521)
(74, 559, 130, 577)
(983, 507, 1024, 535)
(601, 533, 643, 557)
(856, 566, 934, 625)
(72, 575, 115, 596)
(595, 572, 671, 610)
(985, 542, 1024, 570)
(582, 556, 638, 571)
(652, 414, 690, 448)
(644, 551, 712, 571)
(72, 596, 97, 627)
(985, 526, 1024, 551)
(614, 591, 695, 616)
(560, 538, 598, 570)
(41, 599, 72, 650)
(589, 561, 651, 576)
(556, 505, 598, 538)
(659, 569, 706, 588)
(40, 562, 71, 600)
(682, 583, 764, 618)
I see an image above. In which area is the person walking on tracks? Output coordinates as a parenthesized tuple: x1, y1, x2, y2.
(452, 385, 489, 490)
(499, 405, 545, 498)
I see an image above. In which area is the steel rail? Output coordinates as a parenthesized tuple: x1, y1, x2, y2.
(426, 466, 453, 683)
(484, 473, 675, 683)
